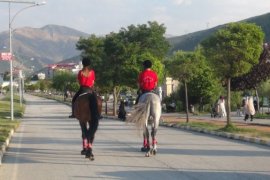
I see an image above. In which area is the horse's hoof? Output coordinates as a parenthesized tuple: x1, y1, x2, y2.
(89, 155, 95, 161)
(150, 149, 157, 155)
(85, 149, 93, 158)
(81, 149, 87, 155)
(141, 146, 150, 152)
(145, 152, 150, 157)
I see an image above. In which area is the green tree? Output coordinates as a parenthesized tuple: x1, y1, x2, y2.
(77, 21, 170, 115)
(258, 80, 270, 98)
(167, 50, 201, 122)
(37, 79, 51, 92)
(52, 71, 77, 92)
(201, 22, 264, 127)
(188, 54, 222, 110)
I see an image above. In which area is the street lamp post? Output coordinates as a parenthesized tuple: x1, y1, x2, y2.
(0, 0, 46, 120)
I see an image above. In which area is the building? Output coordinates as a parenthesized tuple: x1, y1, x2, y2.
(162, 77, 179, 97)
(47, 62, 81, 78)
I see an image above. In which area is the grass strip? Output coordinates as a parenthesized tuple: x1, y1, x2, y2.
(175, 121, 270, 141)
(0, 95, 23, 144)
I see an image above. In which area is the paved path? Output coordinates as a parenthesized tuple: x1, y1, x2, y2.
(122, 103, 270, 126)
(0, 94, 270, 180)
(161, 112, 270, 126)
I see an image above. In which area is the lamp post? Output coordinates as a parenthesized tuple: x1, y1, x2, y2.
(0, 0, 46, 120)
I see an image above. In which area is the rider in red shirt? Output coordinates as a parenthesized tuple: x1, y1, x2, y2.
(78, 68, 95, 88)
(69, 57, 97, 118)
(136, 60, 158, 103)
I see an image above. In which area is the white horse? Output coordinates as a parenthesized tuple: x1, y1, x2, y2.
(127, 92, 161, 157)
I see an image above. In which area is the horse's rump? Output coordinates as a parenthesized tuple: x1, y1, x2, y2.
(75, 93, 91, 123)
(74, 93, 102, 123)
(127, 93, 161, 130)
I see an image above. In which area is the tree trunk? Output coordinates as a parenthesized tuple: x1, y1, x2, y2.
(105, 101, 108, 115)
(113, 86, 121, 116)
(226, 78, 231, 126)
(113, 88, 117, 116)
(255, 88, 260, 114)
(184, 81, 189, 123)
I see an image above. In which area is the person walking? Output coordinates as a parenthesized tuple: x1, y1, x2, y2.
(118, 100, 126, 121)
(217, 96, 226, 117)
(244, 96, 255, 122)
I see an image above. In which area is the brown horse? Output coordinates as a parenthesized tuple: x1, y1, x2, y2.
(74, 92, 102, 160)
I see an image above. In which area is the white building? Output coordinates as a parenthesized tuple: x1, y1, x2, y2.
(162, 77, 179, 97)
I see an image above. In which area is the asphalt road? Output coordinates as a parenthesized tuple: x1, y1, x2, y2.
(0, 94, 270, 180)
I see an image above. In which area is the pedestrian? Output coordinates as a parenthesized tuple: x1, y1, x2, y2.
(254, 99, 258, 112)
(190, 104, 194, 114)
(217, 96, 226, 117)
(135, 60, 158, 104)
(64, 88, 69, 102)
(118, 100, 126, 121)
(244, 96, 255, 122)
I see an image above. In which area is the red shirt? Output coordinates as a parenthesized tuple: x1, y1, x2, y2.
(78, 69, 95, 87)
(138, 69, 158, 91)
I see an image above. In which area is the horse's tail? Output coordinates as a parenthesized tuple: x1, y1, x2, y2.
(88, 94, 99, 141)
(126, 98, 151, 130)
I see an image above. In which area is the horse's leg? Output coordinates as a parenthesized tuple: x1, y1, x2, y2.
(86, 118, 98, 161)
(141, 124, 150, 152)
(79, 122, 88, 155)
(85, 121, 94, 161)
(150, 103, 161, 155)
(150, 125, 158, 155)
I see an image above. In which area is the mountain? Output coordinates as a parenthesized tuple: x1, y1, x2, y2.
(0, 24, 89, 75)
(168, 12, 270, 54)
(1, 12, 269, 77)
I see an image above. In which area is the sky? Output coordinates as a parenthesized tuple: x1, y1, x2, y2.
(0, 0, 270, 36)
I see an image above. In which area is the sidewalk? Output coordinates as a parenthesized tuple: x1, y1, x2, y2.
(161, 112, 270, 126)
(117, 106, 270, 147)
(158, 112, 270, 147)
(123, 103, 270, 126)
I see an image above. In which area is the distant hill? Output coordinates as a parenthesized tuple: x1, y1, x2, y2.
(168, 12, 270, 54)
(0, 24, 89, 75)
(1, 13, 269, 77)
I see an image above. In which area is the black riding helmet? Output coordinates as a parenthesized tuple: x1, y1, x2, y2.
(82, 57, 91, 67)
(143, 60, 152, 69)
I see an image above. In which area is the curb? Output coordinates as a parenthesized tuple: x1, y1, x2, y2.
(160, 122, 270, 147)
(104, 115, 270, 147)
(0, 129, 14, 165)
